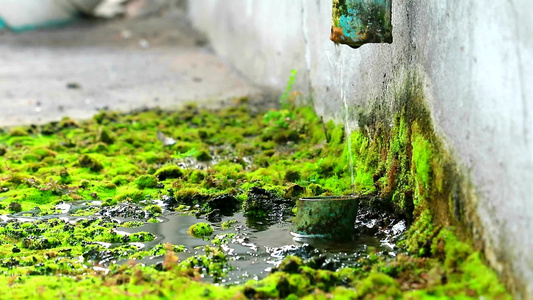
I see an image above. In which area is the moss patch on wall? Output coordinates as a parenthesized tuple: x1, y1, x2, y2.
(347, 74, 476, 238)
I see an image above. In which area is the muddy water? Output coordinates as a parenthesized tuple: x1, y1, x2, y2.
(4, 201, 399, 285)
(120, 212, 394, 284)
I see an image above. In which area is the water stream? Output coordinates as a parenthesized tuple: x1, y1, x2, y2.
(340, 60, 356, 195)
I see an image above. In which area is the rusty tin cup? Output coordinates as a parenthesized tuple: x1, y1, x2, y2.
(291, 196, 359, 240)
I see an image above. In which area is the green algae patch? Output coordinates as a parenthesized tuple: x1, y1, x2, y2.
(188, 222, 214, 238)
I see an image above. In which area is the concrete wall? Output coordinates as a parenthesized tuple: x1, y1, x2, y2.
(187, 0, 533, 298)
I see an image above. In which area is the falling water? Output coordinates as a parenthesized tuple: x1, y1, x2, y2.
(340, 61, 356, 195)
(326, 48, 356, 195)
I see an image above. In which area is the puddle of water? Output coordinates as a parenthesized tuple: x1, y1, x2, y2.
(3, 201, 401, 285)
(118, 212, 395, 284)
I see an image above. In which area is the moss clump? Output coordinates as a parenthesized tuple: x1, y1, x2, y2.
(22, 236, 61, 250)
(242, 257, 362, 299)
(175, 188, 208, 206)
(112, 175, 129, 186)
(145, 205, 162, 215)
(134, 174, 158, 189)
(277, 255, 303, 273)
(101, 198, 118, 207)
(401, 209, 437, 256)
(79, 154, 104, 172)
(121, 221, 144, 228)
(221, 219, 237, 230)
(98, 127, 115, 145)
(431, 229, 508, 298)
(59, 117, 79, 129)
(412, 131, 433, 191)
(9, 127, 29, 137)
(194, 150, 212, 162)
(115, 187, 143, 202)
(87, 142, 108, 153)
(155, 165, 183, 180)
(150, 243, 185, 256)
(354, 272, 402, 299)
(8, 202, 22, 212)
(189, 170, 205, 184)
(284, 184, 305, 199)
(283, 169, 301, 183)
(93, 110, 119, 124)
(128, 232, 155, 242)
(187, 222, 213, 238)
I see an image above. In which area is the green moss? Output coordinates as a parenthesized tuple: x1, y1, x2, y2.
(401, 209, 436, 256)
(145, 205, 162, 215)
(325, 120, 344, 145)
(8, 202, 22, 212)
(189, 170, 206, 184)
(283, 170, 300, 182)
(21, 153, 40, 163)
(128, 232, 155, 242)
(78, 154, 103, 172)
(354, 272, 402, 299)
(135, 151, 168, 164)
(346, 132, 378, 194)
(98, 127, 115, 145)
(112, 175, 129, 186)
(71, 207, 99, 216)
(195, 150, 212, 162)
(411, 129, 432, 199)
(134, 174, 158, 189)
(220, 219, 237, 230)
(149, 243, 185, 256)
(87, 142, 108, 153)
(115, 187, 143, 202)
(187, 223, 213, 238)
(175, 188, 207, 205)
(0, 89, 510, 298)
(155, 165, 183, 180)
(10, 188, 56, 205)
(102, 198, 118, 207)
(9, 127, 29, 137)
(277, 255, 303, 273)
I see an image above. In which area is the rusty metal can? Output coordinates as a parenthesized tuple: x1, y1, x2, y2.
(292, 195, 359, 240)
(331, 0, 393, 48)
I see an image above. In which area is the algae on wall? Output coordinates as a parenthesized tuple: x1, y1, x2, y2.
(344, 73, 475, 231)
(339, 72, 510, 296)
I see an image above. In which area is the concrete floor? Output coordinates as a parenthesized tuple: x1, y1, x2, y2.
(0, 12, 268, 127)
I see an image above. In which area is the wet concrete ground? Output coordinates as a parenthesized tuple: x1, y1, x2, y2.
(0, 11, 268, 127)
